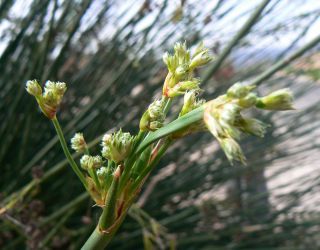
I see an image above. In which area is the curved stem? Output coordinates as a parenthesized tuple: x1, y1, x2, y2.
(52, 116, 88, 190)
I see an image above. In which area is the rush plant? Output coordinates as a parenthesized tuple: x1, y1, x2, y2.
(26, 42, 293, 249)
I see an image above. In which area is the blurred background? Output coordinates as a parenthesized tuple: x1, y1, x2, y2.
(1, 0, 320, 249)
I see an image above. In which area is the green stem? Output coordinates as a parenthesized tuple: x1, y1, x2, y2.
(81, 141, 172, 250)
(82, 185, 137, 250)
(120, 104, 203, 192)
(118, 131, 146, 192)
(130, 146, 152, 180)
(82, 208, 128, 250)
(99, 168, 120, 231)
(89, 168, 102, 191)
(104, 161, 114, 191)
(82, 226, 113, 250)
(52, 116, 88, 190)
(131, 139, 172, 193)
(84, 146, 102, 191)
(84, 147, 90, 155)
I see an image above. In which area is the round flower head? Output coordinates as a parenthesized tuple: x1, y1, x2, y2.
(166, 79, 201, 98)
(204, 82, 294, 165)
(162, 41, 211, 98)
(80, 155, 103, 170)
(97, 167, 108, 182)
(189, 41, 213, 69)
(25, 79, 68, 119)
(26, 80, 42, 96)
(220, 138, 246, 165)
(101, 129, 133, 163)
(80, 155, 91, 170)
(71, 133, 87, 152)
(102, 133, 112, 147)
(140, 99, 165, 131)
(256, 88, 294, 110)
(239, 118, 269, 138)
(227, 82, 256, 99)
(180, 90, 205, 116)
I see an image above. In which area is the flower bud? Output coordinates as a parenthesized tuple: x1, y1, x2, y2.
(140, 99, 165, 131)
(163, 53, 178, 73)
(166, 79, 201, 98)
(181, 91, 196, 116)
(149, 100, 164, 119)
(162, 52, 170, 66)
(97, 167, 108, 182)
(101, 129, 133, 163)
(55, 81, 67, 95)
(256, 88, 294, 110)
(163, 72, 180, 96)
(80, 155, 103, 170)
(80, 155, 91, 170)
(227, 82, 255, 99)
(171, 92, 207, 138)
(174, 42, 187, 56)
(240, 118, 269, 137)
(193, 41, 205, 57)
(204, 99, 245, 164)
(102, 134, 112, 147)
(26, 80, 42, 96)
(71, 133, 87, 152)
(26, 80, 68, 119)
(101, 146, 111, 160)
(149, 121, 164, 131)
(237, 93, 258, 108)
(204, 107, 225, 139)
(174, 42, 190, 64)
(204, 85, 294, 165)
(180, 90, 205, 116)
(44, 80, 66, 93)
(220, 120, 241, 140)
(189, 45, 212, 69)
(175, 65, 188, 79)
(92, 155, 103, 168)
(162, 42, 211, 98)
(219, 103, 241, 125)
(220, 138, 246, 165)
(41, 92, 60, 119)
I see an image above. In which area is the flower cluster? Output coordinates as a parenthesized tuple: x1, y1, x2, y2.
(140, 99, 166, 131)
(71, 133, 87, 153)
(204, 82, 293, 164)
(101, 129, 134, 163)
(26, 80, 67, 119)
(96, 167, 108, 182)
(162, 42, 213, 98)
(180, 90, 205, 116)
(256, 88, 294, 110)
(24, 40, 296, 249)
(80, 155, 103, 170)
